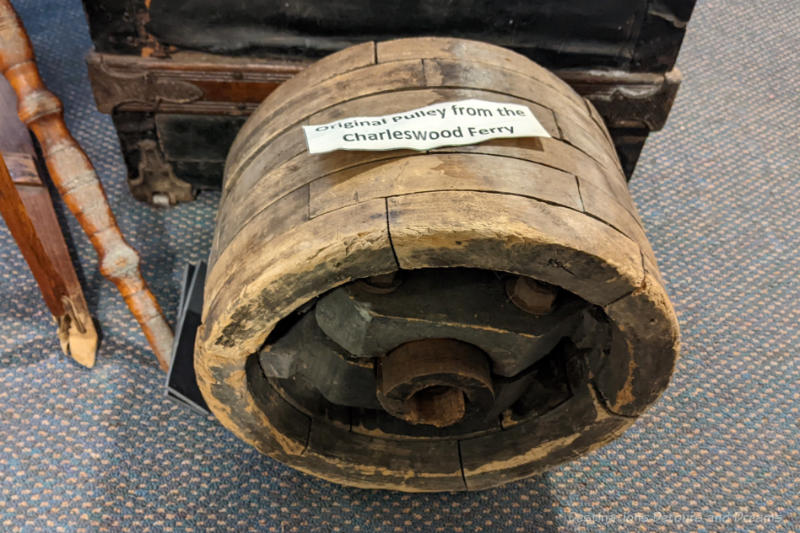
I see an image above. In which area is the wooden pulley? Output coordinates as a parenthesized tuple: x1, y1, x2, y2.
(196, 37, 679, 491)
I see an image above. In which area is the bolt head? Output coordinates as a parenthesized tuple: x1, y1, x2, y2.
(506, 276, 557, 315)
(355, 271, 402, 294)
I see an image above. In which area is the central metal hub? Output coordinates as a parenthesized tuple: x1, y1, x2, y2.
(376, 339, 495, 427)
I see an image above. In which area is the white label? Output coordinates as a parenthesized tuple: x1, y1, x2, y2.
(302, 99, 551, 155)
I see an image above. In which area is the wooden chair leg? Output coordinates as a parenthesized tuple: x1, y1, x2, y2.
(1, 72, 98, 367)
(0, 1, 173, 370)
(0, 152, 98, 367)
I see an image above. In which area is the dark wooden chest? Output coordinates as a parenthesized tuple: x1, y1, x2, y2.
(81, 0, 695, 203)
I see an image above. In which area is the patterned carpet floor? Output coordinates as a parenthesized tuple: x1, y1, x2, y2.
(1, 0, 798, 531)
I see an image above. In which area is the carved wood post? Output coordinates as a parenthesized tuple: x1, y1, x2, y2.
(0, 0, 172, 370)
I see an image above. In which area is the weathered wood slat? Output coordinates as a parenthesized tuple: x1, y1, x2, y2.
(225, 58, 424, 189)
(308, 153, 583, 217)
(226, 42, 376, 168)
(205, 185, 309, 302)
(225, 48, 619, 192)
(217, 86, 559, 229)
(421, 58, 624, 174)
(460, 384, 632, 489)
(202, 198, 397, 357)
(300, 422, 465, 491)
(578, 177, 649, 247)
(376, 37, 580, 103)
(438, 137, 636, 214)
(387, 190, 643, 306)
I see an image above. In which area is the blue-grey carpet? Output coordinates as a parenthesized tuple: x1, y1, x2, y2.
(1, 0, 797, 531)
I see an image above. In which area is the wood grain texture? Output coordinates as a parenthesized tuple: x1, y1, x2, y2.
(212, 66, 627, 254)
(309, 153, 583, 217)
(215, 86, 559, 245)
(0, 154, 65, 316)
(9, 165, 99, 367)
(226, 42, 376, 161)
(224, 59, 425, 191)
(0, 73, 98, 367)
(0, 0, 171, 370)
(386, 190, 643, 306)
(219, 85, 558, 210)
(377, 37, 588, 111)
(198, 38, 679, 491)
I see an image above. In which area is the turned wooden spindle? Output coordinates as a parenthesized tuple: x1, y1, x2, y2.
(0, 0, 172, 370)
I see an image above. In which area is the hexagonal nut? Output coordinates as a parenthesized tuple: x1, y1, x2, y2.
(506, 276, 557, 315)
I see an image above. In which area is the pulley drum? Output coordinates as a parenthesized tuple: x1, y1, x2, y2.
(195, 37, 679, 491)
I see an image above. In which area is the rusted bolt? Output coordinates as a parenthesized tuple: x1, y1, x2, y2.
(377, 339, 494, 427)
(506, 276, 557, 315)
(356, 271, 402, 294)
